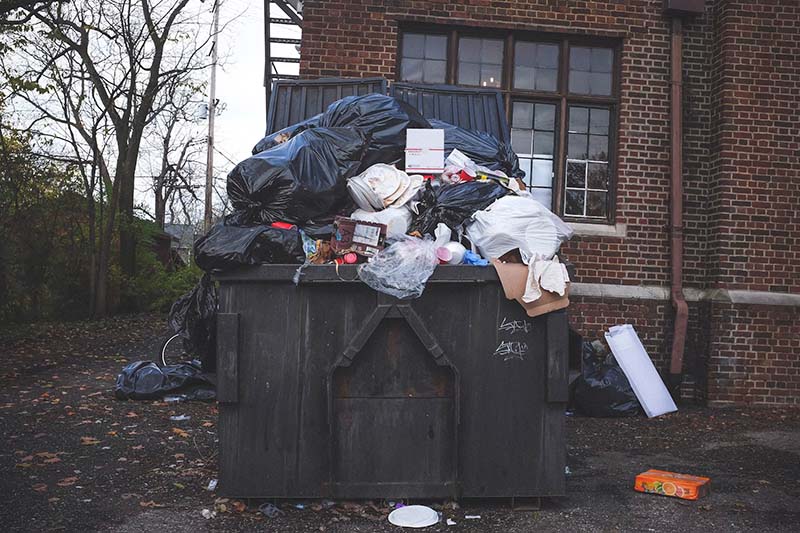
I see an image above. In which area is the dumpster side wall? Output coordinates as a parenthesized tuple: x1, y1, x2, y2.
(297, 0, 800, 405)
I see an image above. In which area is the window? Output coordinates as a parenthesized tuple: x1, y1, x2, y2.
(458, 37, 503, 88)
(399, 30, 618, 222)
(400, 33, 448, 84)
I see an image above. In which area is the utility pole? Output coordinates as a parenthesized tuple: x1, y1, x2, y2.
(204, 0, 220, 232)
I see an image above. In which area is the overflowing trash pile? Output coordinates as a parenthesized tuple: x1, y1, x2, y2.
(168, 93, 575, 371)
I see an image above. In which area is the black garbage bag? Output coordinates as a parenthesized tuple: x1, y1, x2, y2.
(430, 119, 524, 180)
(114, 360, 216, 401)
(410, 180, 509, 235)
(228, 127, 368, 225)
(168, 274, 217, 372)
(195, 221, 305, 272)
(251, 115, 321, 155)
(570, 341, 642, 417)
(319, 94, 430, 172)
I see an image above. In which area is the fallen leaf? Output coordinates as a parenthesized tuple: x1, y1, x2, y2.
(35, 452, 59, 459)
(139, 500, 165, 508)
(32, 483, 48, 492)
(202, 422, 214, 428)
(232, 501, 247, 513)
(107, 431, 117, 437)
(56, 477, 78, 487)
(80, 437, 100, 446)
(174, 453, 185, 460)
(172, 428, 189, 439)
(48, 497, 60, 503)
(43, 457, 61, 464)
(20, 455, 34, 462)
(131, 445, 144, 450)
(15, 463, 32, 468)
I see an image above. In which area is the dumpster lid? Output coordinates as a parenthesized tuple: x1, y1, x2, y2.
(266, 77, 389, 135)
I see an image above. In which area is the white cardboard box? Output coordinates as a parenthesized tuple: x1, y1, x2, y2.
(405, 129, 444, 174)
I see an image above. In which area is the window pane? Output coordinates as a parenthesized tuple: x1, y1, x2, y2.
(515, 41, 537, 67)
(458, 61, 480, 85)
(589, 108, 610, 134)
(482, 38, 504, 64)
(586, 191, 608, 217)
(589, 135, 608, 160)
(401, 58, 423, 82)
(531, 160, 553, 187)
(402, 33, 425, 59)
(518, 157, 532, 179)
(533, 131, 553, 157)
(568, 70, 590, 94)
(512, 102, 534, 128)
(592, 48, 613, 72)
(570, 46, 591, 71)
(569, 107, 589, 133)
(481, 63, 502, 87)
(514, 66, 535, 90)
(425, 35, 447, 60)
(532, 187, 553, 210)
(589, 72, 612, 95)
(536, 68, 558, 91)
(459, 37, 481, 59)
(534, 104, 556, 131)
(511, 129, 533, 155)
(565, 189, 585, 216)
(587, 163, 608, 189)
(567, 161, 586, 187)
(423, 60, 446, 83)
(537, 44, 559, 68)
(568, 133, 587, 159)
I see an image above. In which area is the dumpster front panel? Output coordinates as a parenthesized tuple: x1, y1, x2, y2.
(217, 266, 567, 499)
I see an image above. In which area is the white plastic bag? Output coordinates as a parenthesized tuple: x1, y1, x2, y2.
(358, 236, 439, 299)
(466, 196, 573, 262)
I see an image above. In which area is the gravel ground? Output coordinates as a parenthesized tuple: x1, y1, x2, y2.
(0, 314, 798, 532)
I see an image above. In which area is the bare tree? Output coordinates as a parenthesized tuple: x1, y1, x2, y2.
(3, 0, 212, 315)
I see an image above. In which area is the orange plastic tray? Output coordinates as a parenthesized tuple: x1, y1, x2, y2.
(634, 469, 710, 500)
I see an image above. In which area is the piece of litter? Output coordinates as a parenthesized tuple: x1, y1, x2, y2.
(295, 503, 306, 509)
(206, 479, 218, 491)
(388, 505, 439, 528)
(201, 508, 216, 519)
(447, 518, 457, 526)
(565, 466, 572, 475)
(164, 396, 185, 404)
(170, 415, 191, 421)
(259, 502, 284, 518)
(465, 514, 481, 519)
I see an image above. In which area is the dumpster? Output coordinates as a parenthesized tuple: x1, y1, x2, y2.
(215, 264, 568, 500)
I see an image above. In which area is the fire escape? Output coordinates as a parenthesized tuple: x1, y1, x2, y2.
(264, 0, 303, 119)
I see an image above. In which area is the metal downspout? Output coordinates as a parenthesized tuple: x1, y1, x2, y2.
(669, 17, 689, 398)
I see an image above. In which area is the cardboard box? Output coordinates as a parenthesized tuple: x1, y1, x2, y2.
(405, 129, 444, 174)
(331, 216, 387, 256)
(492, 259, 569, 317)
(634, 469, 710, 500)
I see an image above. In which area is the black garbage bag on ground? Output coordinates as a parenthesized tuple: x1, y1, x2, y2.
(319, 94, 430, 172)
(430, 119, 524, 180)
(195, 221, 305, 272)
(168, 274, 217, 372)
(570, 341, 642, 417)
(114, 360, 216, 401)
(228, 127, 368, 226)
(410, 180, 509, 235)
(251, 115, 321, 155)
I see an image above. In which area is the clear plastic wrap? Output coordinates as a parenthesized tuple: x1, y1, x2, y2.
(357, 236, 439, 299)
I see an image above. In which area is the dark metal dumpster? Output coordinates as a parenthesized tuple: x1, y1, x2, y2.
(215, 264, 568, 500)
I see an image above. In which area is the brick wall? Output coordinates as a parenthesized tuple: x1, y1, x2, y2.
(298, 0, 799, 405)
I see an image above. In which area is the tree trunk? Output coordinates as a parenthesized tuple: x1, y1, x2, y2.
(155, 189, 166, 230)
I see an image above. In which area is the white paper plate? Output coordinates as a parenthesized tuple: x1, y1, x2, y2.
(387, 505, 439, 528)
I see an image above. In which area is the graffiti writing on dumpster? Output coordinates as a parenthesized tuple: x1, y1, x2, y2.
(498, 317, 532, 334)
(493, 341, 528, 362)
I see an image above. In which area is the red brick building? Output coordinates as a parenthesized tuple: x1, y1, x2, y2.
(289, 0, 799, 405)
